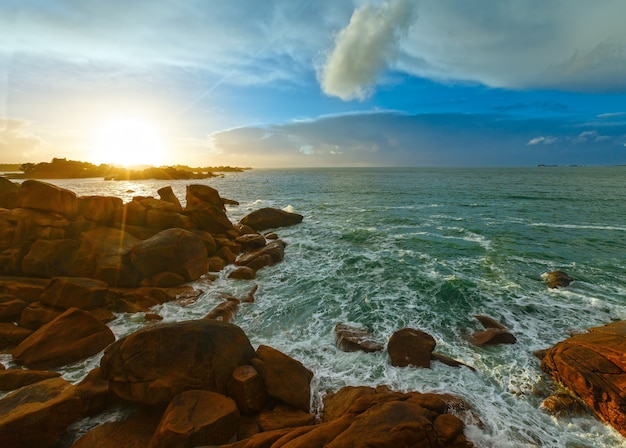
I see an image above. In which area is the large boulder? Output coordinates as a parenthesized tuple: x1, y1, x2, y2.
(239, 207, 303, 231)
(0, 377, 84, 448)
(12, 307, 115, 369)
(184, 184, 234, 234)
(250, 344, 313, 412)
(16, 180, 78, 217)
(77, 195, 123, 225)
(149, 390, 240, 448)
(100, 319, 255, 405)
(0, 208, 70, 251)
(69, 227, 141, 287)
(131, 228, 208, 282)
(21, 238, 80, 278)
(541, 320, 626, 437)
(387, 328, 436, 368)
(186, 184, 225, 209)
(39, 276, 108, 310)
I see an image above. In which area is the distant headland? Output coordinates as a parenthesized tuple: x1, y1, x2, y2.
(0, 158, 251, 180)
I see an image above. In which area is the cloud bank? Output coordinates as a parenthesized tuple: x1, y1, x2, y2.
(209, 112, 626, 167)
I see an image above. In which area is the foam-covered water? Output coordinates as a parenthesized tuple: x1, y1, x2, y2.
(5, 167, 626, 447)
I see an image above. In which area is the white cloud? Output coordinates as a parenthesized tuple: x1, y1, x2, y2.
(398, 0, 626, 92)
(527, 136, 557, 145)
(319, 0, 417, 100)
(597, 112, 625, 118)
(3, 0, 625, 97)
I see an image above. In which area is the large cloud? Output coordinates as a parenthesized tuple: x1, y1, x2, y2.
(321, 0, 626, 98)
(319, 0, 417, 100)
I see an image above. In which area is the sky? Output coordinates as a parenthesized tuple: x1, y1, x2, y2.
(1, 0, 626, 168)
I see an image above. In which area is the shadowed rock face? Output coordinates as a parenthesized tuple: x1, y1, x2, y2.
(130, 228, 208, 282)
(100, 319, 256, 405)
(541, 320, 626, 437)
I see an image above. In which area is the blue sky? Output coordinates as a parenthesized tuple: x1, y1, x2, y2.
(1, 0, 625, 167)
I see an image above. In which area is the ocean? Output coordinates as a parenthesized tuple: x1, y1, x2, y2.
(4, 166, 626, 447)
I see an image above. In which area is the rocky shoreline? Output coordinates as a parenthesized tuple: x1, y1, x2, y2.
(0, 178, 624, 446)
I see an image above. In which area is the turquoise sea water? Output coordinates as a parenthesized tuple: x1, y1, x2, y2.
(5, 167, 626, 447)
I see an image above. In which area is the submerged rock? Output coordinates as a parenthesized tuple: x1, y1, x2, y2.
(542, 270, 574, 288)
(334, 323, 384, 353)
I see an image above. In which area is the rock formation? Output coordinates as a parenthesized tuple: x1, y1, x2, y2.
(540, 320, 626, 437)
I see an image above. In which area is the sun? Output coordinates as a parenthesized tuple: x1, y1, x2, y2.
(90, 116, 169, 167)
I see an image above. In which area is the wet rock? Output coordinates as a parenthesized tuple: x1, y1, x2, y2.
(13, 307, 115, 369)
(228, 266, 257, 280)
(468, 328, 517, 346)
(239, 207, 303, 231)
(131, 228, 208, 282)
(431, 353, 476, 371)
(473, 315, 506, 329)
(541, 392, 590, 418)
(235, 240, 286, 271)
(0, 377, 83, 448)
(100, 319, 255, 405)
(250, 345, 313, 412)
(334, 323, 384, 353)
(205, 299, 239, 323)
(236, 233, 267, 250)
(149, 390, 240, 448)
(541, 320, 626, 437)
(542, 270, 574, 288)
(387, 328, 436, 368)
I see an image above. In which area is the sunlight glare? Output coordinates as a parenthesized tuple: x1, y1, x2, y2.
(90, 116, 168, 166)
